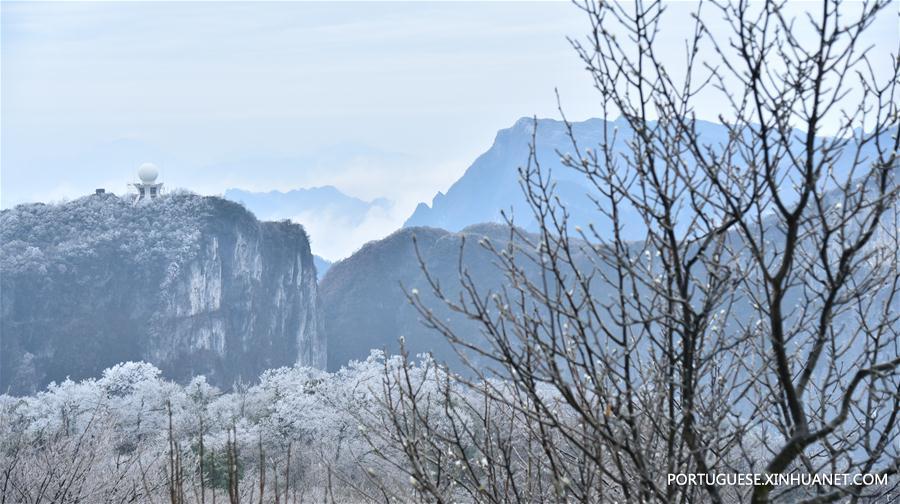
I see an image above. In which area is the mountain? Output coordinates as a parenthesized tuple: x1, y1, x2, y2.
(319, 223, 586, 371)
(404, 117, 642, 235)
(1, 192, 324, 394)
(224, 186, 393, 260)
(324, 167, 900, 372)
(404, 117, 888, 237)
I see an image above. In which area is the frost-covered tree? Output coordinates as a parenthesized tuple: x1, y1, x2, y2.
(0, 352, 423, 503)
(378, 1, 900, 503)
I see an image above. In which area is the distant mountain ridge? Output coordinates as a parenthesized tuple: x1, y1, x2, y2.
(225, 186, 391, 226)
(404, 117, 889, 237)
(404, 117, 637, 234)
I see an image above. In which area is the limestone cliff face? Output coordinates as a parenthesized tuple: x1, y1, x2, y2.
(1, 192, 323, 394)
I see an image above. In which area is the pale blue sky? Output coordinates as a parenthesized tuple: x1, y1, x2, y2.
(2, 2, 600, 206)
(2, 1, 897, 258)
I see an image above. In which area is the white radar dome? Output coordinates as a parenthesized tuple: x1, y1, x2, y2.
(138, 163, 159, 183)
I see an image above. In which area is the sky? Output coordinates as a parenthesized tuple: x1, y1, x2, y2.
(2, 1, 897, 259)
(2, 2, 597, 199)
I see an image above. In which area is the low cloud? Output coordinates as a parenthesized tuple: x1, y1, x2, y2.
(291, 201, 408, 262)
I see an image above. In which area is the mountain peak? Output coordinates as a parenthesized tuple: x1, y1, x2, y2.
(405, 117, 615, 233)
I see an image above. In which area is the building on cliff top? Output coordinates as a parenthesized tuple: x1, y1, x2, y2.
(131, 162, 163, 203)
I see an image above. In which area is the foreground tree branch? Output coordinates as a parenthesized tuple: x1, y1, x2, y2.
(376, 1, 899, 502)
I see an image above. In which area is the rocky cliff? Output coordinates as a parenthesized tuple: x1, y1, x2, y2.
(1, 192, 324, 394)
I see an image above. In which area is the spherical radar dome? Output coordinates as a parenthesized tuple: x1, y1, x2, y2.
(138, 163, 159, 183)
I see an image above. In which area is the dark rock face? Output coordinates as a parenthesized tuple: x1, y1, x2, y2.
(320, 226, 447, 371)
(1, 192, 324, 394)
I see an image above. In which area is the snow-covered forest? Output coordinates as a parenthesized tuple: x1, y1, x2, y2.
(0, 353, 581, 503)
(0, 353, 408, 502)
(1, 191, 206, 278)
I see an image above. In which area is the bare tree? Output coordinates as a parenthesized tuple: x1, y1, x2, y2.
(375, 1, 900, 503)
